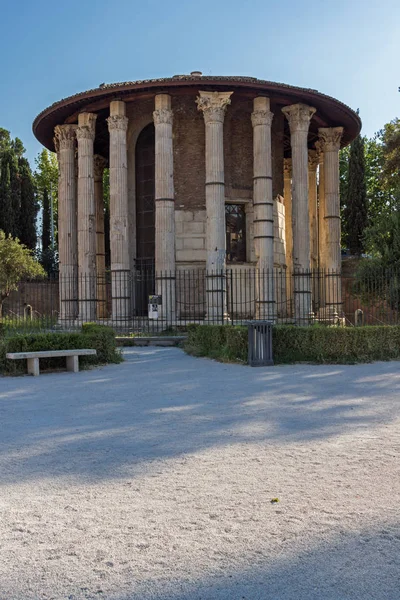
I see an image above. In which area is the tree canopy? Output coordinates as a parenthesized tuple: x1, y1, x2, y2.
(0, 231, 45, 316)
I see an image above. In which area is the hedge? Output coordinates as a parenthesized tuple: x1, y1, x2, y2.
(185, 324, 400, 364)
(0, 323, 122, 375)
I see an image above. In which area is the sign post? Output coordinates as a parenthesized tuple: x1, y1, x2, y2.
(148, 295, 162, 320)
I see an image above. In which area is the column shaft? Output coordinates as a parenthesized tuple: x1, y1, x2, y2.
(54, 125, 78, 321)
(94, 155, 108, 318)
(196, 91, 233, 322)
(282, 103, 316, 325)
(76, 113, 97, 322)
(318, 127, 343, 316)
(107, 101, 130, 322)
(316, 142, 326, 270)
(308, 150, 319, 269)
(252, 97, 275, 320)
(283, 159, 293, 271)
(154, 94, 176, 322)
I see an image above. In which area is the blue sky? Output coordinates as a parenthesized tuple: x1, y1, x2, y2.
(0, 0, 398, 166)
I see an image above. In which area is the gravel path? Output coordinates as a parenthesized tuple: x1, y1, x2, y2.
(0, 347, 399, 600)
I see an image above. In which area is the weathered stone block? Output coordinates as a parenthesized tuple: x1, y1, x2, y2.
(183, 221, 205, 235)
(183, 237, 204, 250)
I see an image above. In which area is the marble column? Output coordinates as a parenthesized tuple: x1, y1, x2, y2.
(315, 141, 326, 308)
(308, 149, 319, 309)
(308, 149, 319, 269)
(318, 127, 343, 317)
(153, 94, 176, 322)
(76, 112, 97, 322)
(196, 90, 233, 322)
(251, 97, 275, 320)
(282, 103, 316, 325)
(94, 155, 108, 318)
(54, 124, 78, 322)
(315, 141, 325, 270)
(283, 158, 293, 270)
(107, 101, 130, 322)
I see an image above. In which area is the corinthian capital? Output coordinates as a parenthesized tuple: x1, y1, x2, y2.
(315, 140, 324, 163)
(196, 91, 233, 124)
(76, 113, 97, 141)
(318, 127, 344, 152)
(107, 115, 128, 132)
(153, 108, 173, 126)
(54, 124, 77, 151)
(93, 155, 108, 180)
(282, 103, 316, 133)
(251, 109, 274, 128)
(308, 149, 319, 172)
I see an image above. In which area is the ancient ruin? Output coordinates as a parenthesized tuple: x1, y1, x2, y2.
(33, 73, 361, 325)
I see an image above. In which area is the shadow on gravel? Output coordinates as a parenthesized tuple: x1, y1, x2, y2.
(108, 521, 400, 600)
(1, 347, 400, 483)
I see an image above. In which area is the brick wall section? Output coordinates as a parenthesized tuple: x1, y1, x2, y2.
(224, 96, 253, 200)
(172, 94, 206, 211)
(124, 92, 286, 268)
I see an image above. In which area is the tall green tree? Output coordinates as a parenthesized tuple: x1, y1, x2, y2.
(19, 157, 38, 250)
(9, 152, 21, 239)
(343, 135, 368, 255)
(34, 149, 58, 218)
(42, 187, 51, 252)
(0, 129, 38, 244)
(0, 154, 13, 235)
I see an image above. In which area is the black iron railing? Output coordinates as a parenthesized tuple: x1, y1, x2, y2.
(2, 267, 400, 334)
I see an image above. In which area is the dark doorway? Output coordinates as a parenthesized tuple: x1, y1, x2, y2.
(135, 123, 156, 314)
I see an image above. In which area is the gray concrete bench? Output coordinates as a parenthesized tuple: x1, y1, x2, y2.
(6, 349, 97, 376)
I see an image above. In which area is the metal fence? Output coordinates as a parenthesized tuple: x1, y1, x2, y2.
(2, 267, 400, 334)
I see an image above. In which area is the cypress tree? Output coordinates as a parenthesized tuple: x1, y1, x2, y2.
(9, 154, 21, 238)
(19, 157, 38, 250)
(42, 187, 51, 252)
(40, 186, 57, 275)
(0, 155, 12, 235)
(344, 135, 368, 255)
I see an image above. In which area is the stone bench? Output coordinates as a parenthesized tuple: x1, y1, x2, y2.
(6, 349, 97, 376)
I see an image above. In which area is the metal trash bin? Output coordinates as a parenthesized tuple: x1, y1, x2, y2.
(247, 320, 274, 367)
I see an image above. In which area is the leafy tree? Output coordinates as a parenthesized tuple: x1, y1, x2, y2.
(34, 149, 58, 219)
(343, 135, 368, 255)
(0, 230, 45, 317)
(381, 118, 400, 189)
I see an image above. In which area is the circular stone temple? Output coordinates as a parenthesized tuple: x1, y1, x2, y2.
(33, 73, 361, 325)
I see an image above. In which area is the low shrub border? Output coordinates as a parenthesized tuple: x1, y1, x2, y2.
(0, 323, 122, 375)
(185, 324, 400, 364)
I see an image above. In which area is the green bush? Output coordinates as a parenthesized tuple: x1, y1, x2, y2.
(0, 324, 122, 375)
(185, 324, 400, 365)
(185, 324, 247, 362)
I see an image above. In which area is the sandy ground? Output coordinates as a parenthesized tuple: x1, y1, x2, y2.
(0, 347, 399, 600)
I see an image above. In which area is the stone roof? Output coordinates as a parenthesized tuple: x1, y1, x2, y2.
(32, 74, 362, 152)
